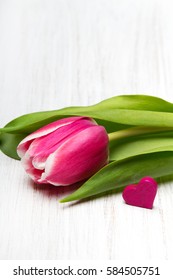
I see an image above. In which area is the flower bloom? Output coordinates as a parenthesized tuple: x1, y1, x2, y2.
(17, 116, 109, 186)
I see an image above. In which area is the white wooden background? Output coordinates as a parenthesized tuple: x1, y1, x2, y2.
(1, 0, 173, 260)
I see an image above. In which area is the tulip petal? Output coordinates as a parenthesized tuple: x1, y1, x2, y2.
(17, 116, 87, 158)
(29, 118, 96, 170)
(21, 152, 43, 182)
(40, 126, 109, 185)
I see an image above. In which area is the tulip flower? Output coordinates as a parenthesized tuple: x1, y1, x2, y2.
(17, 116, 109, 186)
(3, 94, 173, 203)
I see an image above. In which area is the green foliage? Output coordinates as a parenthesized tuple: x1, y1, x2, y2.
(60, 152, 173, 202)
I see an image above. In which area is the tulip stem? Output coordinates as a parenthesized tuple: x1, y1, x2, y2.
(108, 126, 173, 142)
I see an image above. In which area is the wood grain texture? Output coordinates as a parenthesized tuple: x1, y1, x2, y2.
(1, 0, 173, 260)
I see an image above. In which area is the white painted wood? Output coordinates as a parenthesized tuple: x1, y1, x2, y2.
(1, 0, 173, 260)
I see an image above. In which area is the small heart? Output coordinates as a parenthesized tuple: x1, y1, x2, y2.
(122, 177, 158, 209)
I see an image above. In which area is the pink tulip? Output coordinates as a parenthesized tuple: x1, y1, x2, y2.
(17, 116, 109, 186)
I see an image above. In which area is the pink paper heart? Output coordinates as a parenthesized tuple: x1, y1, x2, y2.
(122, 177, 158, 209)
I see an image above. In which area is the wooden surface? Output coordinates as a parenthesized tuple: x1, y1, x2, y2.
(1, 0, 173, 260)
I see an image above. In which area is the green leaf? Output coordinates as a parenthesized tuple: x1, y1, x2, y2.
(2, 94, 173, 134)
(60, 151, 173, 202)
(0, 106, 129, 134)
(0, 132, 27, 159)
(94, 94, 173, 111)
(109, 130, 173, 161)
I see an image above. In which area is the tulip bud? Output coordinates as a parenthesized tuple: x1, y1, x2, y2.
(17, 116, 109, 186)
